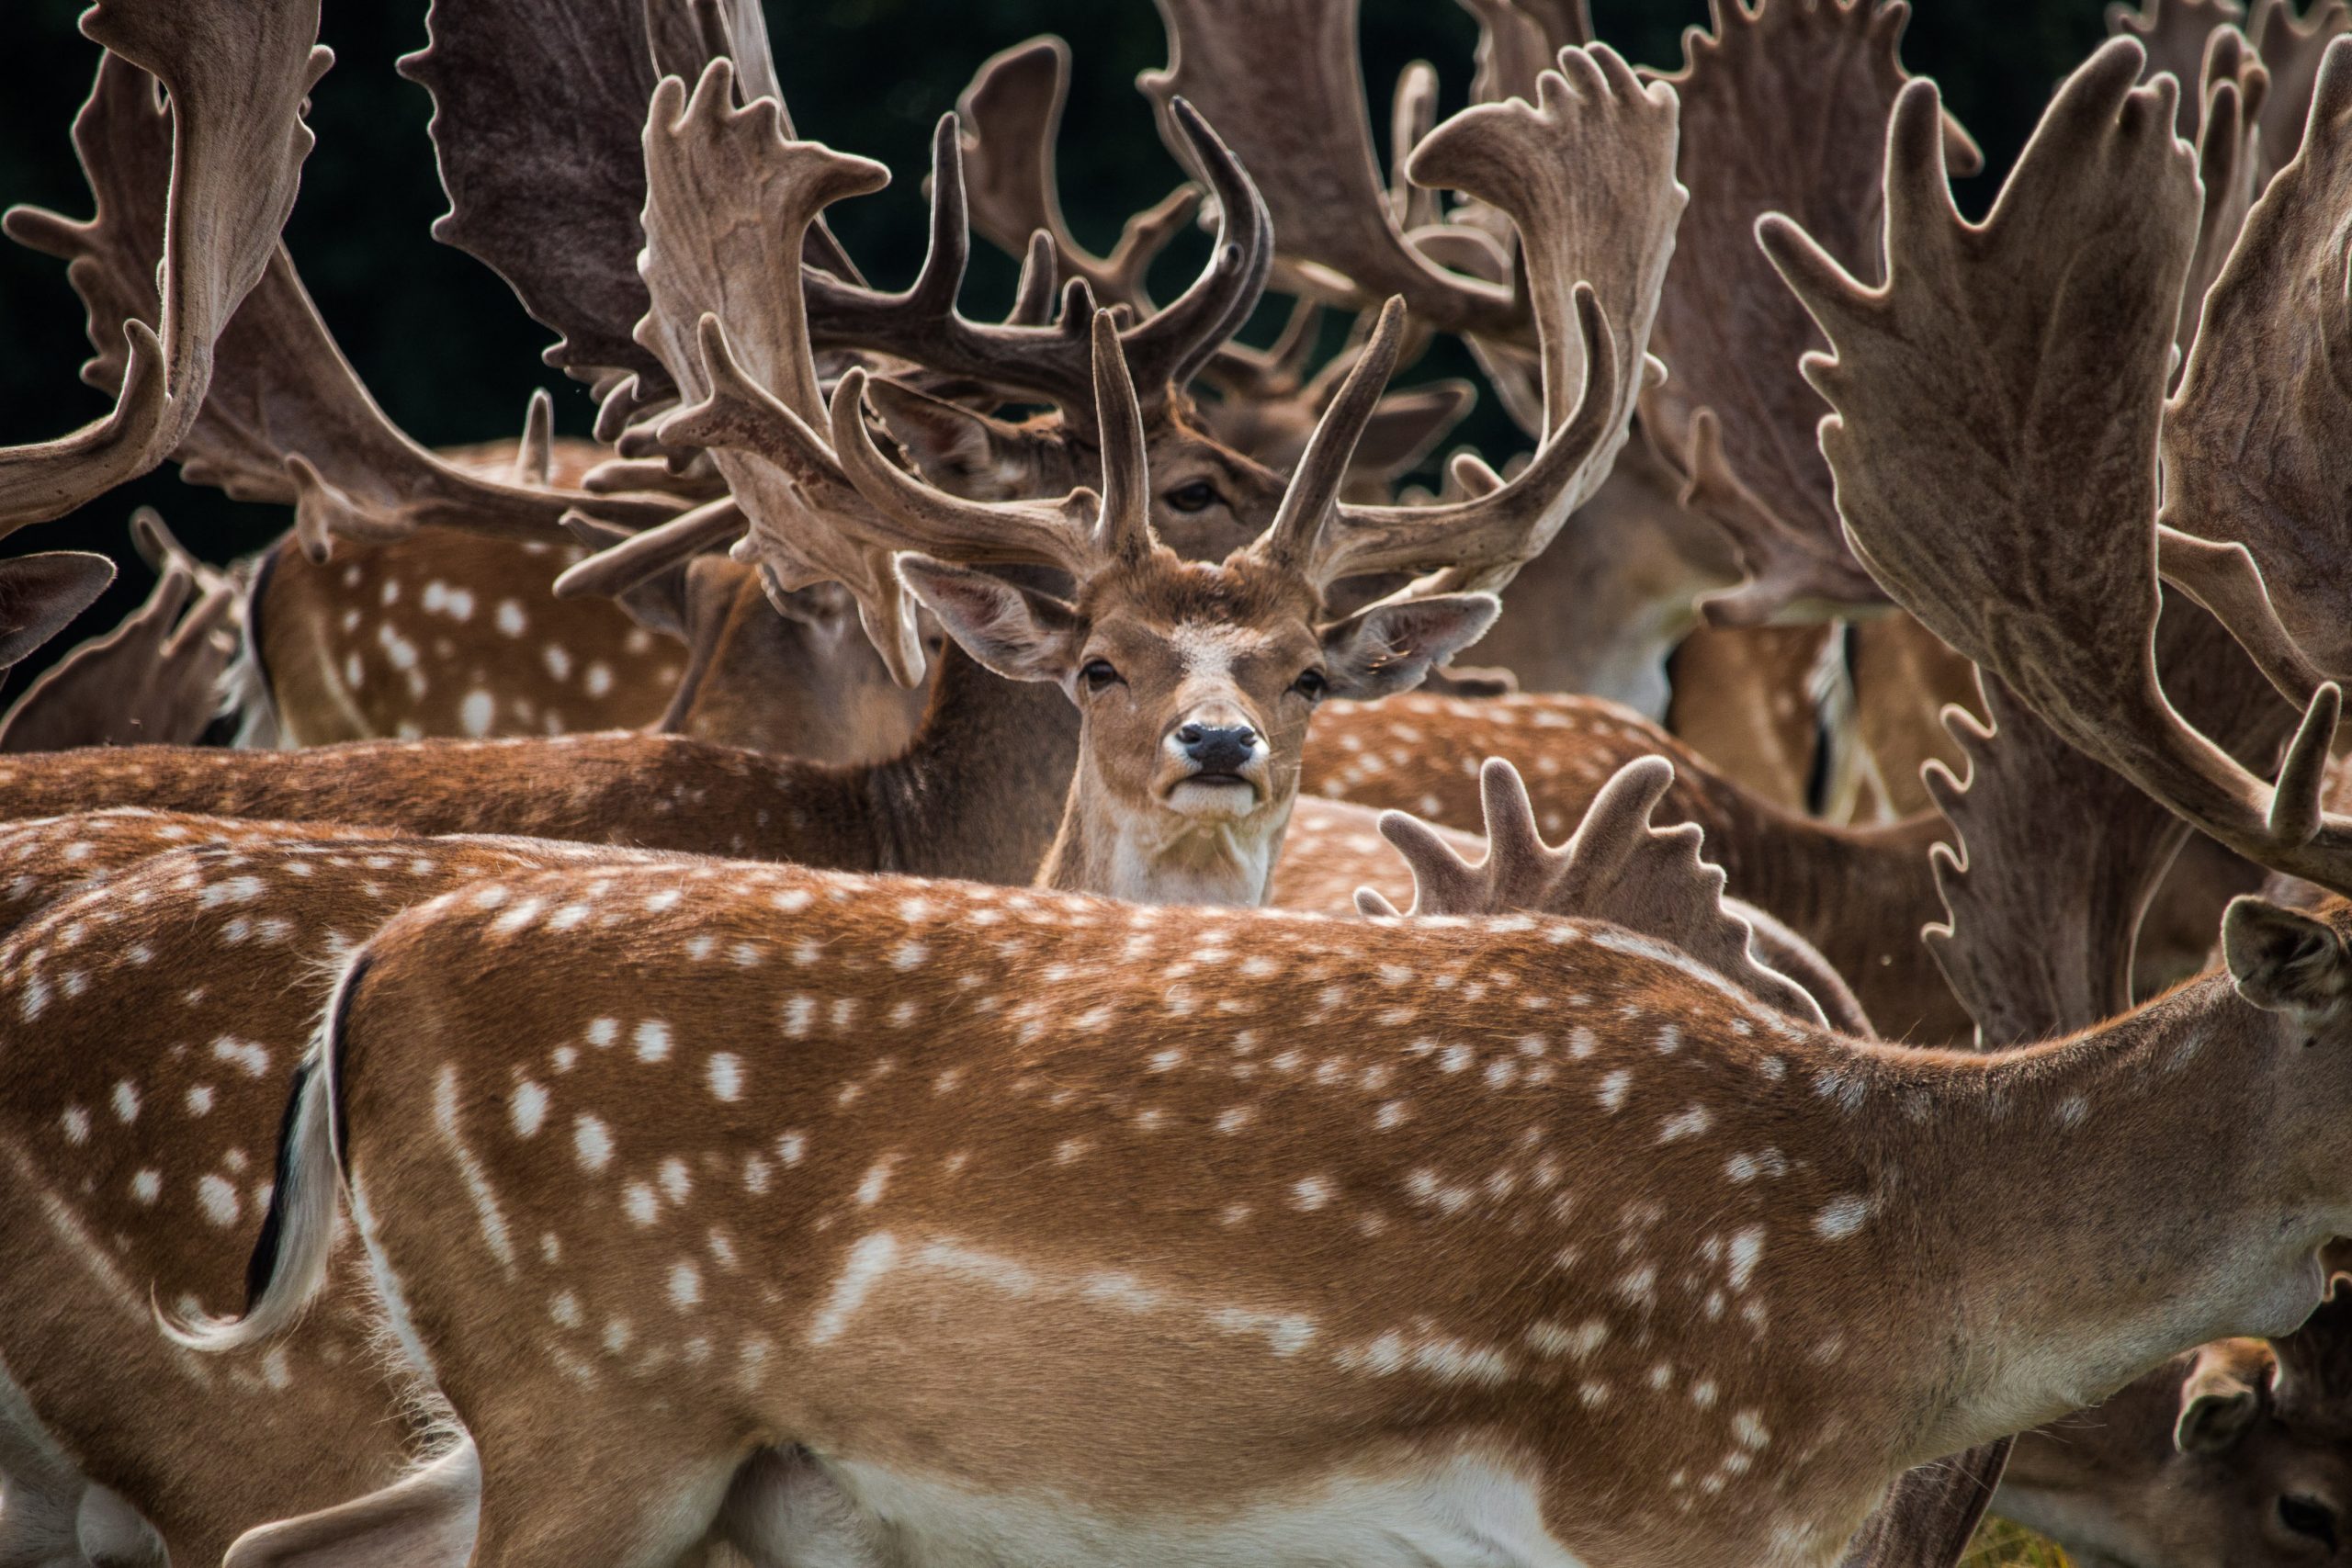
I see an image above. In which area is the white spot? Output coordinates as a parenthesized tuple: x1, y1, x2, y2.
(1814, 1196, 1869, 1240)
(550, 1291, 582, 1328)
(585, 1018, 618, 1049)
(1657, 1105, 1711, 1144)
(669, 1261, 702, 1308)
(624, 1182, 659, 1226)
(574, 1114, 614, 1171)
(210, 1037, 271, 1077)
(659, 1157, 693, 1205)
(186, 1085, 214, 1116)
(510, 1081, 548, 1138)
(1291, 1176, 1333, 1212)
(60, 1106, 90, 1145)
(110, 1081, 140, 1123)
(633, 1020, 673, 1062)
(198, 1174, 241, 1226)
(1727, 1226, 1765, 1290)
(707, 1054, 743, 1101)
(130, 1169, 161, 1205)
(459, 690, 494, 737)
(496, 599, 526, 637)
(854, 1158, 896, 1206)
(1597, 1069, 1632, 1111)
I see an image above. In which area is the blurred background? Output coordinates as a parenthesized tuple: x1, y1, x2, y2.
(0, 0, 2111, 696)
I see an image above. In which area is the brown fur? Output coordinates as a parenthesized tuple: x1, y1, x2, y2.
(230, 862, 2352, 1568)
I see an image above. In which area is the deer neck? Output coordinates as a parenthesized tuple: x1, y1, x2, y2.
(858, 647, 1079, 885)
(1033, 763, 1295, 907)
(1891, 979, 2339, 1460)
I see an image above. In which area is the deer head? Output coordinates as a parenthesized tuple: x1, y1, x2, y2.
(2000, 1279, 2352, 1567)
(831, 305, 1500, 906)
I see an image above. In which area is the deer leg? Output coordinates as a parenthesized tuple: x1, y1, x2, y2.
(715, 1446, 886, 1568)
(0, 1356, 96, 1568)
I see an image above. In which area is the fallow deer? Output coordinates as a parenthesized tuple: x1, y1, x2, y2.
(188, 814, 2352, 1568)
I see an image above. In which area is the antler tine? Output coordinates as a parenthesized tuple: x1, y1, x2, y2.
(955, 36, 1203, 314)
(1142, 0, 1523, 339)
(2161, 34, 2352, 682)
(1119, 99, 1275, 401)
(1087, 312, 1157, 568)
(804, 117, 1099, 418)
(0, 0, 331, 534)
(1256, 298, 1409, 576)
(827, 365, 1113, 578)
(1461, 0, 1593, 108)
(1362, 757, 1831, 1027)
(552, 496, 746, 602)
(2166, 31, 2268, 362)
(2112, 0, 2251, 133)
(1767, 39, 2352, 897)
(1009, 231, 1061, 327)
(2249, 0, 2352, 177)
(1285, 43, 1679, 597)
(0, 552, 116, 670)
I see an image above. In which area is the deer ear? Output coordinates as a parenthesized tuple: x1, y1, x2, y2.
(2223, 897, 2352, 1021)
(865, 378, 1038, 492)
(1319, 592, 1499, 701)
(894, 556, 1081, 685)
(2174, 1344, 2267, 1454)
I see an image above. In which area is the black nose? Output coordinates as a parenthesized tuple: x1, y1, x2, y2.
(1177, 722, 1258, 773)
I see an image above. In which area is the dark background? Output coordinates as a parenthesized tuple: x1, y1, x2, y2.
(0, 1, 2109, 694)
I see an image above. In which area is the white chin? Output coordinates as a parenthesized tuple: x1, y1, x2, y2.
(1165, 779, 1258, 818)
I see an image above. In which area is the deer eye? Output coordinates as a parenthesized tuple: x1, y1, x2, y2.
(1080, 659, 1123, 692)
(1292, 668, 1329, 702)
(1163, 480, 1221, 513)
(2278, 1495, 2340, 1553)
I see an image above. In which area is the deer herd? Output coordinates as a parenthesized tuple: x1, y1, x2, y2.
(10, 0, 2352, 1564)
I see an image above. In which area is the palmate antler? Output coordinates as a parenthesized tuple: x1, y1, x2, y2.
(1358, 756, 1831, 1028)
(398, 0, 854, 425)
(1141, 0, 1525, 338)
(1635, 0, 1979, 627)
(0, 0, 329, 534)
(0, 512, 237, 752)
(8, 9, 688, 560)
(1764, 36, 2352, 897)
(630, 59, 925, 683)
(954, 38, 1201, 318)
(2158, 38, 2352, 682)
(0, 553, 116, 670)
(1299, 44, 1680, 595)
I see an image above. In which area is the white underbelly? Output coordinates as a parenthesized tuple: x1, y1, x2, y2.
(762, 1451, 1589, 1568)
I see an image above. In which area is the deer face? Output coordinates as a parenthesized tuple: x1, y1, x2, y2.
(897, 549, 1495, 904)
(2001, 1338, 2352, 1568)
